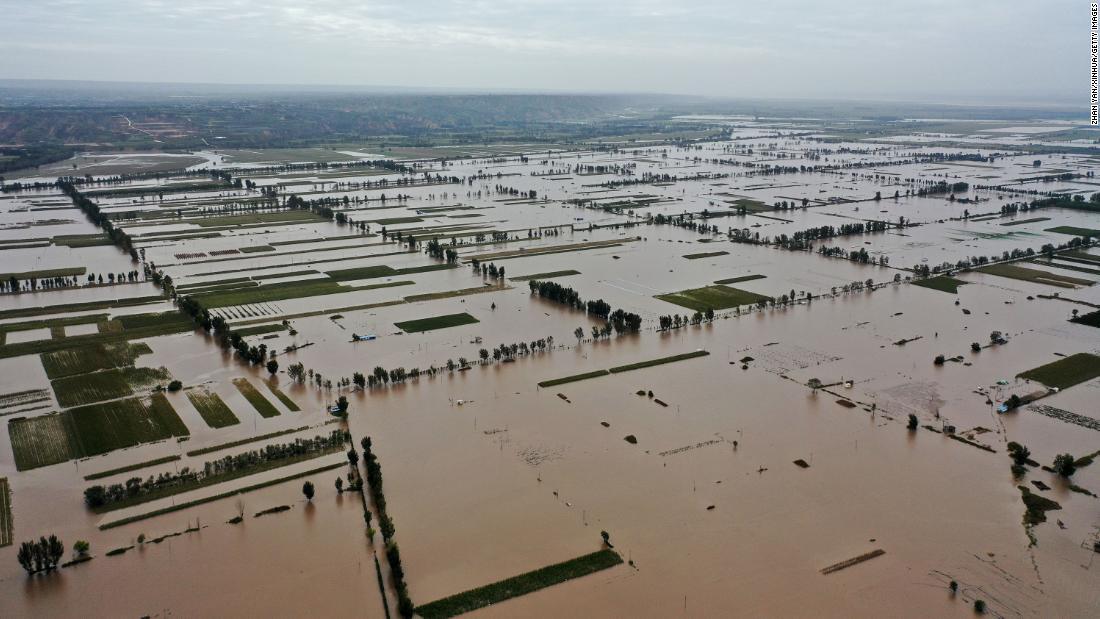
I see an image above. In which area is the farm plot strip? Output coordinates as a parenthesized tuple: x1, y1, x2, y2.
(416, 550, 623, 619)
(232, 378, 281, 418)
(1016, 353, 1100, 390)
(538, 350, 709, 388)
(186, 389, 240, 428)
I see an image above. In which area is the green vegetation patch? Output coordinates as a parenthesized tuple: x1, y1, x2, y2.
(1064, 250, 1100, 264)
(84, 455, 182, 481)
(682, 251, 729, 260)
(1017, 353, 1100, 390)
(51, 366, 168, 408)
(977, 263, 1094, 288)
(0, 296, 165, 321)
(609, 350, 710, 374)
(1070, 310, 1100, 328)
(367, 216, 423, 225)
(239, 245, 276, 253)
(714, 274, 766, 285)
(41, 342, 152, 379)
(232, 378, 281, 418)
(1019, 486, 1061, 526)
(234, 323, 288, 338)
(9, 394, 188, 470)
(655, 284, 771, 312)
(1000, 217, 1051, 226)
(186, 389, 240, 429)
(537, 369, 610, 388)
(192, 210, 323, 227)
(192, 279, 350, 307)
(0, 477, 12, 547)
(911, 276, 967, 294)
(509, 269, 581, 281)
(52, 234, 112, 248)
(266, 383, 300, 412)
(395, 312, 479, 333)
(186, 424, 313, 457)
(1046, 226, 1100, 237)
(416, 550, 623, 619)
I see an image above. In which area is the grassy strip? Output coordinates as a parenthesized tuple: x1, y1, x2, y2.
(1046, 226, 1100, 237)
(714, 274, 766, 284)
(404, 283, 508, 303)
(266, 383, 300, 412)
(186, 425, 315, 457)
(232, 378, 281, 418)
(394, 312, 479, 333)
(192, 279, 351, 308)
(239, 245, 275, 253)
(977, 263, 1094, 288)
(465, 238, 627, 262)
(1, 313, 105, 335)
(186, 390, 240, 429)
(0, 478, 11, 547)
(1030, 259, 1100, 277)
(1000, 217, 1051, 226)
(1070, 310, 1100, 328)
(656, 284, 770, 312)
(234, 323, 288, 338)
(537, 370, 610, 388)
(84, 455, 182, 481)
(92, 447, 341, 513)
(911, 276, 967, 294)
(509, 269, 581, 281)
(1064, 250, 1100, 264)
(683, 250, 729, 259)
(0, 296, 165, 321)
(416, 549, 623, 619)
(51, 366, 168, 409)
(98, 461, 345, 530)
(609, 350, 710, 373)
(1017, 352, 1100, 389)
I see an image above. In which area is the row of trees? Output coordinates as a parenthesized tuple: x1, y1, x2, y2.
(83, 431, 347, 509)
(657, 308, 716, 330)
(360, 436, 414, 617)
(16, 535, 65, 574)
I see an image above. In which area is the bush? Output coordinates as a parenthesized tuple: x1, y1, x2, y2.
(73, 540, 90, 556)
(974, 599, 986, 613)
(166, 380, 183, 392)
(933, 354, 946, 365)
(1053, 453, 1077, 477)
(1011, 464, 1027, 479)
(907, 414, 918, 430)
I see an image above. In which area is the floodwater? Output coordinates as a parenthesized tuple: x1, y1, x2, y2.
(1, 123, 1099, 617)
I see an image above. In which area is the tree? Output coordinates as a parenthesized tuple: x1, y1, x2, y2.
(336, 395, 349, 414)
(1007, 442, 1031, 465)
(17, 542, 33, 573)
(1052, 453, 1077, 477)
(574, 326, 584, 341)
(907, 414, 918, 430)
(46, 535, 63, 568)
(335, 477, 344, 493)
(347, 448, 360, 466)
(303, 481, 315, 501)
(266, 359, 279, 375)
(807, 378, 822, 392)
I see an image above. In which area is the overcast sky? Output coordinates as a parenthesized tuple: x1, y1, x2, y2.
(0, 0, 1084, 104)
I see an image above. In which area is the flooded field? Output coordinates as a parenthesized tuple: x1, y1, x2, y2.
(1, 119, 1099, 617)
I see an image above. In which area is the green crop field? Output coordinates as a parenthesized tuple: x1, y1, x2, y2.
(40, 342, 152, 379)
(656, 284, 771, 312)
(50, 366, 168, 408)
(1046, 226, 1100, 237)
(509, 269, 581, 281)
(911, 276, 967, 294)
(0, 477, 11, 547)
(186, 389, 240, 428)
(683, 251, 729, 259)
(395, 312, 479, 333)
(1017, 353, 1100, 390)
(978, 263, 1094, 288)
(416, 550, 623, 618)
(8, 394, 188, 470)
(232, 378, 281, 418)
(714, 274, 766, 284)
(266, 383, 300, 411)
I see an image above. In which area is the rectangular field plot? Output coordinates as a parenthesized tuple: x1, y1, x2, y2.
(8, 394, 189, 470)
(40, 342, 152, 379)
(186, 389, 240, 428)
(1017, 353, 1100, 390)
(656, 284, 771, 312)
(233, 378, 281, 418)
(395, 312, 479, 333)
(50, 366, 169, 408)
